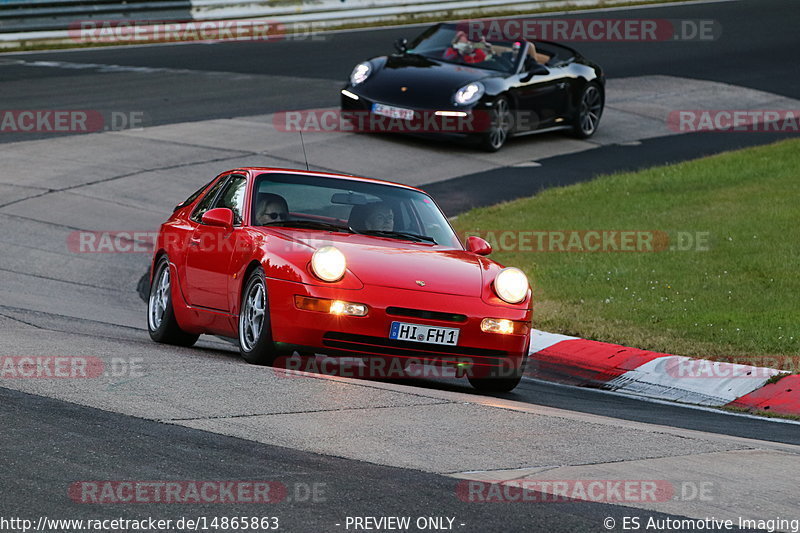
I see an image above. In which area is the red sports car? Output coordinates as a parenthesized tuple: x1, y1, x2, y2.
(147, 168, 531, 392)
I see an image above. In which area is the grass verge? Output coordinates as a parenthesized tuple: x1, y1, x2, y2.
(721, 406, 800, 423)
(453, 139, 800, 367)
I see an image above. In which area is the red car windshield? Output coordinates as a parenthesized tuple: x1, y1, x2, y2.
(251, 172, 463, 249)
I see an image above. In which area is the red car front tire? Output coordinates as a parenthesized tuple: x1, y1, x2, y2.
(467, 353, 526, 393)
(239, 267, 281, 365)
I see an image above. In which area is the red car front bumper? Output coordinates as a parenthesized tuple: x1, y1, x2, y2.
(266, 277, 531, 371)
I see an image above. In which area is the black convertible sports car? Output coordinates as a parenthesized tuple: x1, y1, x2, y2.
(340, 22, 605, 151)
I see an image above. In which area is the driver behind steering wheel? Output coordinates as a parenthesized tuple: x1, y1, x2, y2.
(444, 30, 491, 63)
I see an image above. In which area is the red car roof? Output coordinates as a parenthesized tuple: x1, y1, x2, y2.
(235, 167, 426, 194)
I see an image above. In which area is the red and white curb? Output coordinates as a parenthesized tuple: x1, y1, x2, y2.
(526, 330, 800, 416)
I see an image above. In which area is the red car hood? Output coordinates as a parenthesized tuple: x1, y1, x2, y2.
(269, 229, 483, 297)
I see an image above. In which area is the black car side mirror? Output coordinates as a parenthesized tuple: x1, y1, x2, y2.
(520, 62, 550, 82)
(529, 63, 549, 75)
(521, 57, 550, 83)
(394, 38, 408, 54)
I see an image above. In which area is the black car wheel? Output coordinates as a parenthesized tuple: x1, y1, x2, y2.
(481, 97, 512, 152)
(147, 255, 199, 347)
(238, 267, 280, 365)
(571, 82, 604, 138)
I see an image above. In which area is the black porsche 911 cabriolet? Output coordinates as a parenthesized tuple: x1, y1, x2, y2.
(340, 22, 605, 151)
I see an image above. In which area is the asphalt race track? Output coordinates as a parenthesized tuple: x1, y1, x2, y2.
(2, 0, 798, 130)
(1, 0, 799, 530)
(2, 387, 729, 532)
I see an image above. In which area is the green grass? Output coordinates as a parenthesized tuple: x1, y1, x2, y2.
(721, 405, 800, 422)
(453, 139, 800, 364)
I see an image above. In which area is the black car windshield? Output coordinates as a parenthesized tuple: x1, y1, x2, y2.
(251, 172, 464, 249)
(406, 24, 522, 73)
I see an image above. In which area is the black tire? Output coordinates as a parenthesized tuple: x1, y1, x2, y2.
(468, 373, 523, 393)
(467, 354, 526, 393)
(570, 82, 604, 139)
(147, 256, 199, 347)
(238, 267, 280, 365)
(480, 96, 513, 152)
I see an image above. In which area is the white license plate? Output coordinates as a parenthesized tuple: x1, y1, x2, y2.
(372, 103, 415, 120)
(389, 321, 460, 346)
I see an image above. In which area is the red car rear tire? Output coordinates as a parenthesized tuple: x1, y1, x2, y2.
(147, 256, 199, 347)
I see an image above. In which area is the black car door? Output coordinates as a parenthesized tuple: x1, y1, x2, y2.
(511, 56, 571, 131)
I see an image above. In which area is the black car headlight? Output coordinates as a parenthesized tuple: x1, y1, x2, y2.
(350, 62, 372, 86)
(454, 82, 485, 105)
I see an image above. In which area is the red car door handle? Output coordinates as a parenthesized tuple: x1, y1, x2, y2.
(189, 237, 201, 247)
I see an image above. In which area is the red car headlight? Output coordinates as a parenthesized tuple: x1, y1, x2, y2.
(311, 246, 346, 282)
(493, 267, 529, 304)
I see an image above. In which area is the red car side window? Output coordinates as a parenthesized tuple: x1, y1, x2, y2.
(190, 175, 230, 223)
(212, 175, 247, 225)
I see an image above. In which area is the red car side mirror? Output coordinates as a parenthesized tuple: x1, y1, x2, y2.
(201, 208, 234, 230)
(467, 236, 492, 256)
